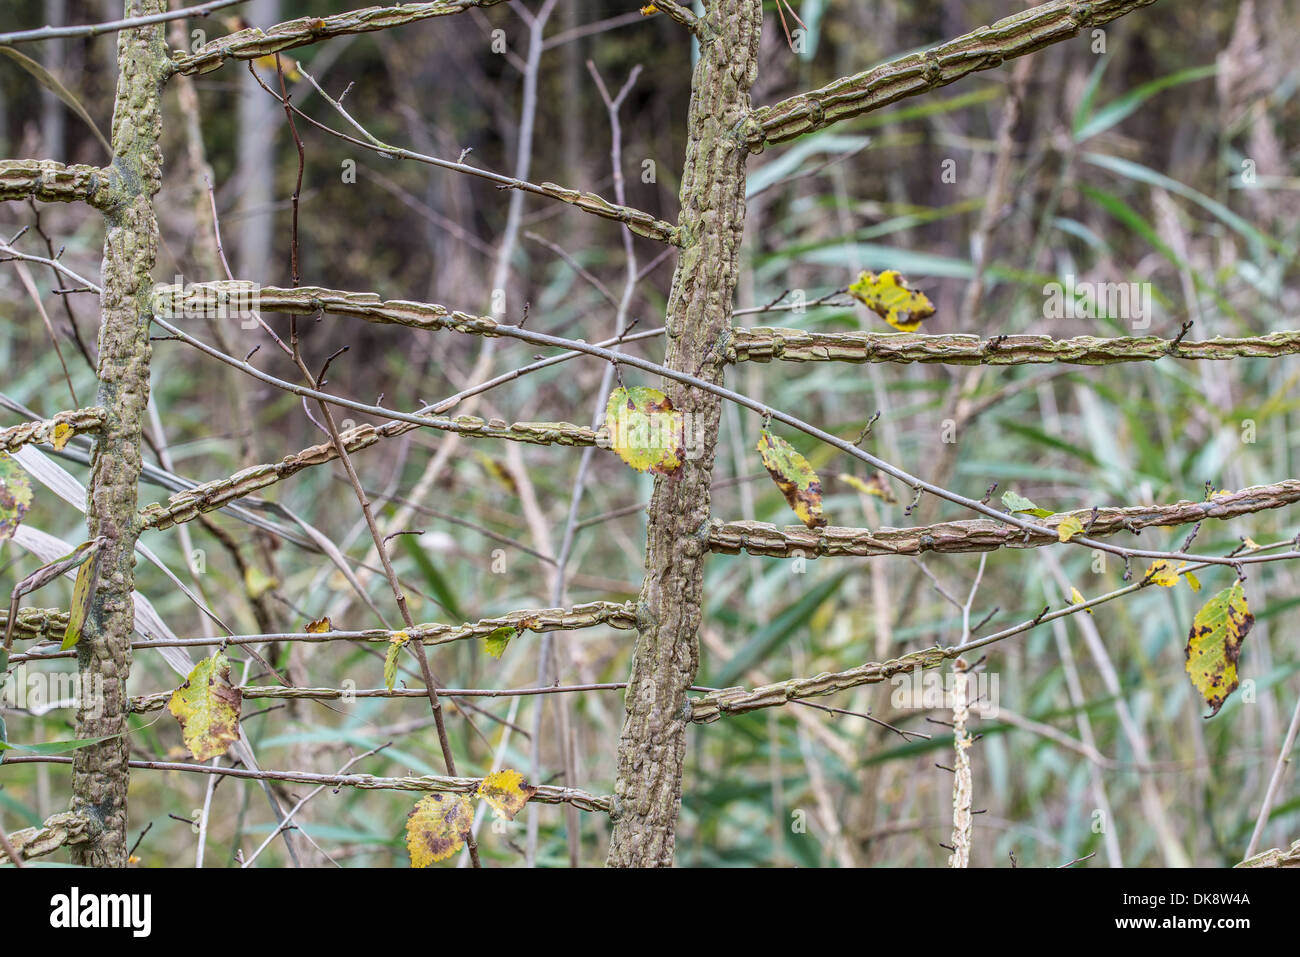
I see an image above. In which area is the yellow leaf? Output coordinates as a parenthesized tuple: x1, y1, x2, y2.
(244, 565, 278, 600)
(1069, 586, 1093, 615)
(252, 54, 301, 81)
(839, 471, 897, 504)
(167, 652, 242, 761)
(305, 616, 333, 634)
(406, 793, 473, 866)
(1186, 572, 1201, 593)
(640, 3, 659, 13)
(1242, 537, 1260, 550)
(847, 270, 935, 332)
(1186, 582, 1253, 717)
(51, 422, 73, 451)
(1056, 515, 1084, 542)
(474, 451, 518, 496)
(758, 430, 827, 528)
(603, 387, 685, 476)
(476, 769, 539, 820)
(385, 631, 410, 691)
(1143, 560, 1182, 587)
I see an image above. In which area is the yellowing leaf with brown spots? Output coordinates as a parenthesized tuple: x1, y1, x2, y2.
(758, 430, 826, 529)
(60, 541, 101, 651)
(0, 452, 32, 543)
(839, 471, 897, 504)
(848, 270, 935, 332)
(604, 387, 685, 476)
(51, 422, 73, 451)
(1185, 581, 1253, 718)
(167, 651, 242, 761)
(1056, 515, 1084, 542)
(476, 768, 539, 820)
(1144, 560, 1182, 587)
(406, 793, 473, 866)
(305, 616, 333, 634)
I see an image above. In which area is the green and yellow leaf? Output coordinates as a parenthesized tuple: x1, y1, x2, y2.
(385, 631, 411, 691)
(305, 616, 333, 634)
(1069, 586, 1093, 615)
(476, 768, 539, 820)
(839, 471, 897, 504)
(167, 651, 242, 761)
(847, 269, 935, 332)
(482, 625, 516, 659)
(406, 793, 473, 866)
(60, 542, 102, 651)
(1185, 581, 1253, 718)
(1001, 489, 1053, 519)
(603, 386, 685, 476)
(758, 430, 827, 529)
(0, 452, 33, 542)
(51, 422, 73, 451)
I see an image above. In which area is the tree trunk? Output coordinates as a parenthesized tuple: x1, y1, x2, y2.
(607, 0, 762, 867)
(70, 0, 167, 868)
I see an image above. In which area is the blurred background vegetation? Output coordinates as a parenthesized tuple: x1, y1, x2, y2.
(1, 0, 1299, 867)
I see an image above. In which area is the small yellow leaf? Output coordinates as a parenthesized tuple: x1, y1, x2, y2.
(1186, 582, 1253, 717)
(847, 270, 935, 332)
(1242, 537, 1260, 551)
(385, 631, 410, 691)
(474, 451, 518, 496)
(758, 430, 827, 529)
(305, 616, 333, 634)
(167, 651, 241, 761)
(51, 422, 73, 451)
(476, 768, 539, 820)
(839, 471, 897, 504)
(1069, 586, 1093, 615)
(482, 625, 516, 659)
(243, 565, 278, 600)
(406, 793, 473, 866)
(640, 3, 659, 13)
(1056, 515, 1084, 542)
(252, 54, 301, 81)
(1186, 572, 1201, 593)
(1144, 560, 1183, 588)
(603, 387, 685, 476)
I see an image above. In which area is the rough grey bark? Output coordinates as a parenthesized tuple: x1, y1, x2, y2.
(606, 0, 762, 867)
(71, 0, 167, 868)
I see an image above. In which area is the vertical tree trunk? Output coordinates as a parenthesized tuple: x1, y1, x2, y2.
(71, 0, 167, 868)
(607, 0, 762, 867)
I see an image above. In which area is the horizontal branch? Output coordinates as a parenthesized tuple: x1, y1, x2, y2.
(708, 480, 1300, 558)
(129, 682, 630, 713)
(743, 0, 1160, 149)
(169, 0, 508, 75)
(1237, 837, 1300, 868)
(9, 600, 637, 662)
(0, 0, 246, 45)
(0, 607, 67, 643)
(152, 281, 1300, 570)
(0, 407, 104, 452)
(139, 416, 596, 531)
(0, 756, 611, 813)
(727, 326, 1300, 366)
(0, 160, 112, 207)
(0, 812, 91, 865)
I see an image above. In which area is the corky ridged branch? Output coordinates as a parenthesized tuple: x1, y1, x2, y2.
(0, 407, 105, 452)
(742, 0, 1162, 150)
(71, 0, 169, 869)
(169, 1, 509, 75)
(138, 416, 597, 531)
(8, 600, 637, 663)
(0, 758, 611, 813)
(707, 480, 1300, 559)
(0, 160, 115, 207)
(0, 812, 92, 866)
(727, 326, 1300, 366)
